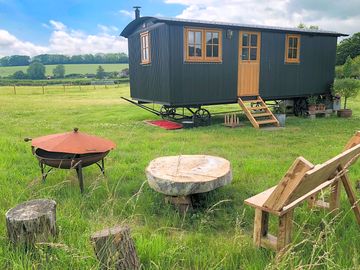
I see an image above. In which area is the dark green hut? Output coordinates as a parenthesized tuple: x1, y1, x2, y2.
(120, 9, 346, 120)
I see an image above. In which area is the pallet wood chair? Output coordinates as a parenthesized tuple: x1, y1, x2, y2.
(244, 131, 360, 252)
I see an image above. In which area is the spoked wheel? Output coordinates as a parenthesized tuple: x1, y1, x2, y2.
(160, 106, 176, 119)
(194, 108, 211, 125)
(294, 98, 308, 116)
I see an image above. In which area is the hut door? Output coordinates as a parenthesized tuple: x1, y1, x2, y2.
(237, 32, 261, 96)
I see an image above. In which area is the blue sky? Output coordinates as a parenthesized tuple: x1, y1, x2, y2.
(0, 0, 358, 57)
(0, 0, 181, 44)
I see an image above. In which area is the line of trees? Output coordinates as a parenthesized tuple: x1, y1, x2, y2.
(336, 33, 360, 65)
(8, 61, 129, 80)
(0, 53, 128, 67)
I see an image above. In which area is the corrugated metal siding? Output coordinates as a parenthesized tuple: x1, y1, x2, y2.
(128, 23, 171, 104)
(127, 19, 338, 106)
(169, 25, 238, 106)
(259, 32, 337, 99)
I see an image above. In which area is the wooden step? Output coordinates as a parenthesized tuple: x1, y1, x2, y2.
(238, 96, 280, 129)
(248, 106, 267, 111)
(257, 119, 279, 125)
(252, 113, 272, 118)
(243, 99, 261, 103)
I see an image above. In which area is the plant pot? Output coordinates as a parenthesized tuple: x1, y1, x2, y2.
(317, 104, 326, 111)
(274, 113, 286, 127)
(308, 104, 316, 112)
(337, 109, 352, 118)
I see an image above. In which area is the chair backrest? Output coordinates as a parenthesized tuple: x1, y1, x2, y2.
(344, 131, 360, 151)
(264, 132, 360, 211)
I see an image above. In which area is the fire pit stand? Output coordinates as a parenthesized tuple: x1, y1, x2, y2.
(26, 128, 116, 193)
(38, 158, 105, 193)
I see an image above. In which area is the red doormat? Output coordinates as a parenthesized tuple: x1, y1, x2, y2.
(145, 120, 183, 130)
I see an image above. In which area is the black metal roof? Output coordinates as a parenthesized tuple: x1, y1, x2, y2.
(120, 16, 347, 38)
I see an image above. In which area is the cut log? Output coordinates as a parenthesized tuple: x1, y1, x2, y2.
(5, 199, 57, 246)
(146, 155, 232, 196)
(90, 226, 140, 270)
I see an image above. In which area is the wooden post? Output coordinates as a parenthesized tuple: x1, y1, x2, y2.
(253, 209, 269, 247)
(341, 172, 360, 225)
(91, 226, 140, 270)
(63, 85, 66, 93)
(329, 181, 341, 213)
(5, 199, 57, 246)
(277, 210, 293, 251)
(42, 85, 45, 94)
(224, 113, 240, 128)
(13, 85, 16, 95)
(79, 85, 81, 91)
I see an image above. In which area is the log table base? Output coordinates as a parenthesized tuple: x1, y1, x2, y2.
(165, 195, 193, 213)
(5, 199, 57, 246)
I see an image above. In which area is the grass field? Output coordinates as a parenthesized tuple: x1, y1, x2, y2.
(0, 85, 360, 269)
(0, 63, 128, 77)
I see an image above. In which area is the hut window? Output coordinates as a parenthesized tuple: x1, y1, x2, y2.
(140, 31, 151, 64)
(185, 28, 222, 62)
(285, 34, 300, 63)
(241, 33, 259, 61)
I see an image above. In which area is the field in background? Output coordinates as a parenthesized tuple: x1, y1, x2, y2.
(0, 84, 360, 269)
(0, 63, 128, 77)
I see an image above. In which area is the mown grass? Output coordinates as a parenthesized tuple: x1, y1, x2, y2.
(0, 63, 128, 77)
(0, 85, 359, 269)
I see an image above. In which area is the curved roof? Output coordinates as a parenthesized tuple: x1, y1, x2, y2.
(120, 16, 347, 38)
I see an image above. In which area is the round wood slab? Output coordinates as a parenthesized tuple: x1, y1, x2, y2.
(146, 155, 232, 196)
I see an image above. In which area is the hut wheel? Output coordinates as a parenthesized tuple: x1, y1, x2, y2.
(194, 108, 211, 124)
(160, 106, 176, 119)
(294, 98, 308, 116)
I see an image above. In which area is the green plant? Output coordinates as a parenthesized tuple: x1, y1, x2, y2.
(53, 64, 65, 78)
(343, 56, 354, 78)
(307, 95, 318, 105)
(333, 78, 360, 109)
(96, 65, 106, 79)
(335, 65, 344, 79)
(27, 61, 46, 80)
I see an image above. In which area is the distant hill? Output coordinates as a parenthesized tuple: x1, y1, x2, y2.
(0, 63, 128, 77)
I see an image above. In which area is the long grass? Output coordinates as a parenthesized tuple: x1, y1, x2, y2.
(0, 85, 359, 269)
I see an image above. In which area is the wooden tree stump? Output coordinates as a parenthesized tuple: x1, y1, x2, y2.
(5, 199, 57, 246)
(146, 155, 232, 196)
(90, 226, 140, 270)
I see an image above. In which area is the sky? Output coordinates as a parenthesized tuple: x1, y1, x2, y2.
(0, 0, 359, 57)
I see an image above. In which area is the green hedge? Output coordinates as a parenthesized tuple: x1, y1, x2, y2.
(0, 78, 129, 86)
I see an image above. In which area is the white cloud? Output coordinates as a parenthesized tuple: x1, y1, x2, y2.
(164, 0, 359, 35)
(49, 20, 67, 31)
(0, 21, 127, 57)
(119, 9, 134, 19)
(0, 29, 48, 56)
(97, 24, 119, 33)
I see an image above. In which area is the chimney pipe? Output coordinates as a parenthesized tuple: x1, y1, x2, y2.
(133, 6, 141, 20)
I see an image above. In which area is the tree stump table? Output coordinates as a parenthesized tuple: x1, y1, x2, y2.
(146, 155, 232, 212)
(5, 199, 57, 246)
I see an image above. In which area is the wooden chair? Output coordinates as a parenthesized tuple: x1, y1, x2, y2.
(244, 131, 360, 252)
